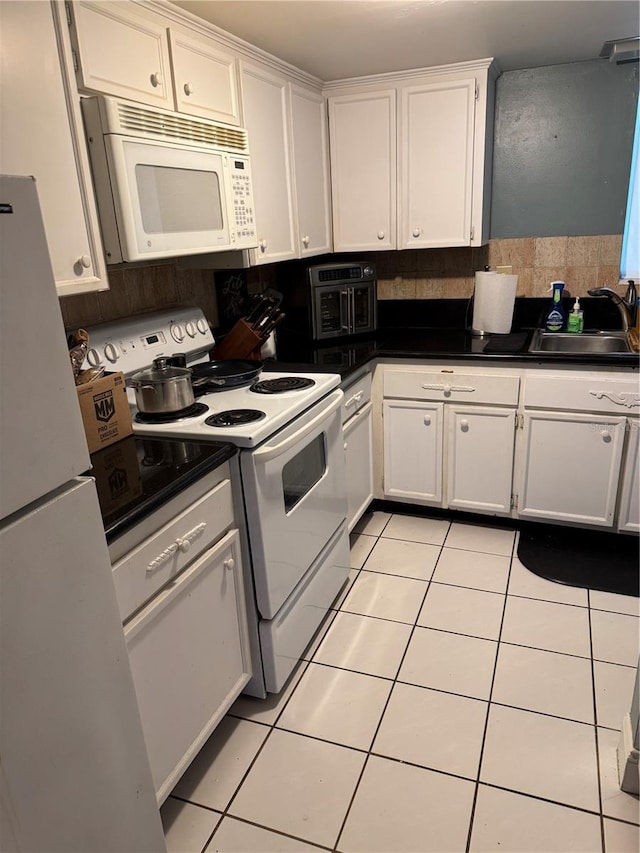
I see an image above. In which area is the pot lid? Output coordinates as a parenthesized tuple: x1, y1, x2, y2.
(131, 357, 192, 384)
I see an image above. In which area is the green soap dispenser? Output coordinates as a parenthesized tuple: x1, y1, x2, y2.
(544, 281, 566, 331)
(567, 296, 584, 333)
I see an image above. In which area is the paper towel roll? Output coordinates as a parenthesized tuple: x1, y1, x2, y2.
(471, 271, 518, 335)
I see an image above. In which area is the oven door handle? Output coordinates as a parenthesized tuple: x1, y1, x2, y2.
(252, 390, 343, 463)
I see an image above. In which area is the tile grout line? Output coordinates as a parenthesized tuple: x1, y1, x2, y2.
(588, 587, 607, 853)
(330, 516, 450, 853)
(464, 529, 517, 853)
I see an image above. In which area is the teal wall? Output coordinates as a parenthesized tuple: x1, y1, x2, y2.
(490, 59, 639, 238)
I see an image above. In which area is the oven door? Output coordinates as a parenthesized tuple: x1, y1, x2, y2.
(240, 389, 347, 618)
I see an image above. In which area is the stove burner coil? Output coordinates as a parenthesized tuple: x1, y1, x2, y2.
(205, 409, 267, 427)
(135, 402, 209, 423)
(251, 377, 315, 394)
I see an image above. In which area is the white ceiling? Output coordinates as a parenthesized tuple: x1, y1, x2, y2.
(169, 0, 639, 80)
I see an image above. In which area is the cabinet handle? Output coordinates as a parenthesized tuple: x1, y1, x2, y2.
(601, 430, 612, 443)
(344, 442, 348, 450)
(224, 558, 235, 571)
(412, 227, 421, 238)
(460, 419, 470, 432)
(184, 81, 193, 96)
(150, 72, 162, 88)
(78, 254, 91, 269)
(259, 239, 267, 252)
(424, 415, 431, 426)
(377, 231, 385, 240)
(302, 235, 310, 246)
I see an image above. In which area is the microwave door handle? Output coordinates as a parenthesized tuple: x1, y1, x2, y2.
(252, 390, 343, 463)
(340, 290, 350, 333)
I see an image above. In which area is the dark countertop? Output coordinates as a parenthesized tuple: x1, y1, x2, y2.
(271, 297, 639, 382)
(87, 436, 237, 542)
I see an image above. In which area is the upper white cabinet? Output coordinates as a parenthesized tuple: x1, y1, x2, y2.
(168, 29, 240, 125)
(289, 84, 332, 258)
(0, 1, 108, 296)
(240, 61, 297, 264)
(326, 60, 497, 250)
(68, 0, 241, 124)
(399, 79, 476, 248)
(239, 60, 332, 265)
(328, 90, 396, 252)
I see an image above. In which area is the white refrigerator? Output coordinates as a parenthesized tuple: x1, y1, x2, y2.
(0, 175, 166, 852)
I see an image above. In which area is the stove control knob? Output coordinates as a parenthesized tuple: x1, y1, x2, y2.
(86, 348, 102, 367)
(104, 342, 120, 363)
(196, 318, 208, 335)
(185, 321, 196, 338)
(171, 323, 185, 343)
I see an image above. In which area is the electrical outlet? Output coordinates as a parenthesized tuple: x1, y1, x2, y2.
(496, 265, 513, 275)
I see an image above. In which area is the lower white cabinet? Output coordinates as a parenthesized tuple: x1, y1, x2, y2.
(447, 405, 515, 514)
(343, 372, 374, 531)
(344, 402, 374, 531)
(517, 411, 626, 526)
(124, 529, 249, 804)
(617, 419, 639, 532)
(383, 400, 443, 504)
(382, 366, 519, 515)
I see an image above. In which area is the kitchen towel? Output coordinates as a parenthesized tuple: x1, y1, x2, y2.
(471, 271, 518, 335)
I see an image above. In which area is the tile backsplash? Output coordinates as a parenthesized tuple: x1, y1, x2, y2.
(59, 234, 623, 332)
(376, 234, 622, 300)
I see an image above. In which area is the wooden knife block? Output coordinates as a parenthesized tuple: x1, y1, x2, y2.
(211, 319, 264, 361)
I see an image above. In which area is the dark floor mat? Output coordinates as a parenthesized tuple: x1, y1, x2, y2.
(517, 523, 639, 597)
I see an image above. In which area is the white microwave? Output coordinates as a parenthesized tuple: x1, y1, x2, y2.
(81, 96, 258, 264)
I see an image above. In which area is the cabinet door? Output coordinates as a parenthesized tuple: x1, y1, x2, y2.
(70, 0, 173, 108)
(399, 78, 475, 248)
(447, 405, 515, 515)
(618, 419, 640, 532)
(328, 90, 396, 251)
(383, 400, 443, 504)
(344, 402, 374, 531)
(290, 84, 332, 257)
(124, 529, 251, 804)
(0, 1, 108, 295)
(518, 411, 626, 527)
(240, 62, 297, 264)
(168, 29, 240, 125)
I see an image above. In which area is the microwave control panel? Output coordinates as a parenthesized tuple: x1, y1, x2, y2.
(228, 157, 257, 247)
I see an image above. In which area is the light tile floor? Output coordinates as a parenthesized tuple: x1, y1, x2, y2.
(162, 511, 640, 853)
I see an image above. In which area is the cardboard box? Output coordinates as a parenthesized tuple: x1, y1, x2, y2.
(76, 372, 132, 454)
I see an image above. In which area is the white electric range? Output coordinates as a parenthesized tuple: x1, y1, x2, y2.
(83, 309, 350, 696)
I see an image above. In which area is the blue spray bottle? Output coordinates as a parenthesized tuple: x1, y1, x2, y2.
(544, 281, 566, 331)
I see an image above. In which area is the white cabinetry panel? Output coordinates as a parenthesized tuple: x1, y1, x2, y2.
(70, 0, 173, 107)
(168, 29, 240, 124)
(0, 1, 108, 295)
(240, 61, 297, 264)
(447, 405, 515, 513)
(344, 402, 374, 531)
(290, 84, 332, 257)
(618, 420, 640, 532)
(518, 411, 626, 527)
(383, 400, 443, 503)
(399, 79, 475, 248)
(328, 90, 396, 251)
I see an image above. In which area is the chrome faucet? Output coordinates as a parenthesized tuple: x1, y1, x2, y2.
(588, 281, 637, 332)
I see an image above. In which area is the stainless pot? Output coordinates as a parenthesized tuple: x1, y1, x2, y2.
(129, 357, 194, 414)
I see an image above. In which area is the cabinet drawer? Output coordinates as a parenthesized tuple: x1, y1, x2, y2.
(342, 371, 372, 422)
(524, 375, 640, 414)
(112, 476, 234, 622)
(384, 368, 519, 405)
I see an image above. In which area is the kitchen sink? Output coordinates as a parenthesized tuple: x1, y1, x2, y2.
(527, 330, 632, 355)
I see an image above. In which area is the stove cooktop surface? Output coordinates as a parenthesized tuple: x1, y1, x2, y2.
(129, 371, 341, 447)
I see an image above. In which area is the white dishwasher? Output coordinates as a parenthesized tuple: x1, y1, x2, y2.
(101, 438, 253, 805)
(341, 369, 374, 531)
